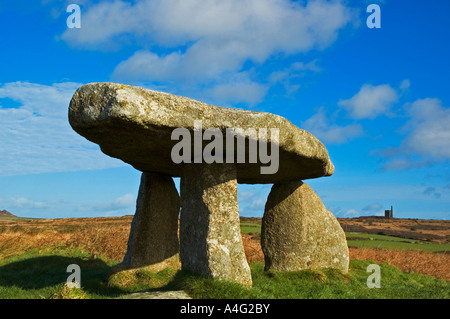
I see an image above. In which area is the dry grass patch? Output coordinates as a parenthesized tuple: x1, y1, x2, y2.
(1, 216, 449, 283)
(349, 247, 450, 281)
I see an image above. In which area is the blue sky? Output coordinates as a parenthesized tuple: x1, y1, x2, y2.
(0, 0, 449, 220)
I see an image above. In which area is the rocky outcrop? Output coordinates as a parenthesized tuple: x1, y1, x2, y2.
(261, 181, 349, 273)
(180, 163, 252, 287)
(68, 82, 346, 288)
(122, 172, 180, 272)
(123, 290, 192, 299)
(0, 210, 15, 218)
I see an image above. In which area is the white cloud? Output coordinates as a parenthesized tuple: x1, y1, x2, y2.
(76, 193, 135, 213)
(0, 81, 79, 118)
(342, 208, 359, 218)
(403, 98, 450, 160)
(114, 193, 135, 208)
(112, 51, 183, 82)
(237, 184, 271, 217)
(11, 197, 56, 210)
(0, 81, 124, 176)
(268, 59, 322, 94)
(338, 83, 399, 119)
(62, 0, 356, 105)
(399, 79, 411, 91)
(381, 158, 430, 171)
(362, 203, 382, 211)
(290, 60, 323, 73)
(382, 98, 450, 170)
(361, 203, 384, 216)
(110, 0, 354, 77)
(63, 0, 355, 54)
(301, 107, 364, 144)
(249, 198, 265, 210)
(61, 0, 143, 49)
(330, 203, 384, 218)
(207, 75, 269, 106)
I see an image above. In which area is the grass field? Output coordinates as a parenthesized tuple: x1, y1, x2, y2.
(181, 261, 449, 299)
(240, 222, 262, 235)
(0, 246, 448, 299)
(0, 216, 448, 299)
(346, 232, 450, 252)
(239, 221, 450, 253)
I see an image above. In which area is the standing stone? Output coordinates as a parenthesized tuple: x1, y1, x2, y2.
(261, 181, 349, 273)
(122, 172, 180, 272)
(180, 163, 252, 287)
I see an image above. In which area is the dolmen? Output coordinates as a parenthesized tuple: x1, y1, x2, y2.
(69, 82, 349, 288)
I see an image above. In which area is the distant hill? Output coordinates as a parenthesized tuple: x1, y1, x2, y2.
(0, 210, 15, 218)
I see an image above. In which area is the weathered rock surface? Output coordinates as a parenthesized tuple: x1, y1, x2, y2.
(69, 82, 334, 183)
(123, 290, 192, 299)
(261, 181, 349, 273)
(122, 172, 180, 271)
(0, 210, 15, 218)
(68, 82, 341, 287)
(180, 163, 252, 287)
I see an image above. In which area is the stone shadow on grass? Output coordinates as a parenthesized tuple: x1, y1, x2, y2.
(0, 255, 124, 297)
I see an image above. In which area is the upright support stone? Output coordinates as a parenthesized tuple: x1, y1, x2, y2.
(122, 172, 180, 272)
(180, 163, 252, 287)
(261, 180, 349, 273)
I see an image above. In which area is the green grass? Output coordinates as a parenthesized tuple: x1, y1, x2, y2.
(346, 232, 450, 252)
(0, 216, 35, 222)
(0, 247, 121, 299)
(0, 246, 448, 299)
(239, 221, 450, 253)
(172, 261, 449, 299)
(0, 221, 447, 299)
(240, 222, 261, 234)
